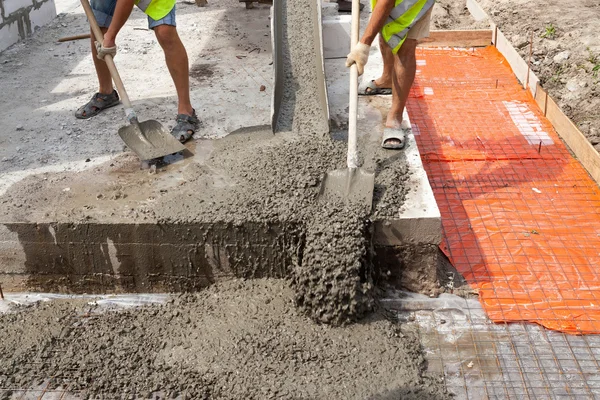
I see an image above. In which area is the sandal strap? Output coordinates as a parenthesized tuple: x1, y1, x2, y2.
(75, 90, 120, 119)
(86, 91, 118, 110)
(176, 111, 199, 125)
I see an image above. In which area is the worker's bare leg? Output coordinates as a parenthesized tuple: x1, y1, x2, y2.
(372, 35, 395, 89)
(387, 38, 417, 133)
(92, 27, 114, 95)
(154, 25, 194, 116)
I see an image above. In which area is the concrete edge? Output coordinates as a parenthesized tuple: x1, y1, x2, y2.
(270, 3, 283, 131)
(373, 113, 442, 247)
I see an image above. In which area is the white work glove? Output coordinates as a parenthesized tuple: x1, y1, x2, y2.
(345, 42, 370, 76)
(94, 41, 117, 60)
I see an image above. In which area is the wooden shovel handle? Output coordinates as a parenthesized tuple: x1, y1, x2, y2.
(79, 0, 136, 122)
(346, 0, 360, 169)
(58, 33, 91, 42)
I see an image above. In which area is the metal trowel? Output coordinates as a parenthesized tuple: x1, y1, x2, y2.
(319, 0, 374, 210)
(81, 0, 186, 160)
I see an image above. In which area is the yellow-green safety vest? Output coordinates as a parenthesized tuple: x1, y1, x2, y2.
(372, 0, 435, 54)
(135, 0, 175, 21)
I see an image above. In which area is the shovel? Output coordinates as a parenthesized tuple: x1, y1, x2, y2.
(319, 0, 374, 210)
(80, 0, 186, 160)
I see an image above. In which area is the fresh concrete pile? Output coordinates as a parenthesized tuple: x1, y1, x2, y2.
(0, 280, 448, 399)
(179, 130, 377, 325)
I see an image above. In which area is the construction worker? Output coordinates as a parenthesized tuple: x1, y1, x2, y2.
(76, 0, 199, 143)
(345, 0, 434, 149)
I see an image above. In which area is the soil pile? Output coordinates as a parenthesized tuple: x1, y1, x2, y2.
(0, 280, 449, 400)
(432, 0, 489, 30)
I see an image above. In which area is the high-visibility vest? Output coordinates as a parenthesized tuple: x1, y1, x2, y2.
(135, 0, 175, 21)
(372, 0, 435, 54)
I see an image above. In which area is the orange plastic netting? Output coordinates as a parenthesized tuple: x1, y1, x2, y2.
(409, 46, 600, 334)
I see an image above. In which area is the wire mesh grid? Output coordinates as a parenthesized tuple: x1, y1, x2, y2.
(0, 296, 169, 400)
(411, 46, 600, 335)
(386, 293, 600, 400)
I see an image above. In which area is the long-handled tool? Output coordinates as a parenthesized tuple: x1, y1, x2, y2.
(58, 33, 91, 42)
(80, 0, 186, 160)
(319, 0, 374, 209)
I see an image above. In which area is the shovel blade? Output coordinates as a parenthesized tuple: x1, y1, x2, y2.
(118, 120, 186, 160)
(319, 167, 375, 210)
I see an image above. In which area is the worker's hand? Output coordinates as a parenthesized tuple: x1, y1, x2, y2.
(94, 40, 117, 60)
(345, 42, 370, 75)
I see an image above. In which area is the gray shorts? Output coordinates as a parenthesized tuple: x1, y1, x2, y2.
(407, 7, 432, 40)
(90, 0, 176, 30)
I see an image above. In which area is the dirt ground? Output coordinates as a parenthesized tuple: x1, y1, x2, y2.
(431, 0, 489, 30)
(437, 0, 600, 151)
(0, 280, 449, 400)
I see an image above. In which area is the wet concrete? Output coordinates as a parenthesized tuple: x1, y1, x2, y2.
(0, 280, 450, 399)
(0, 0, 442, 326)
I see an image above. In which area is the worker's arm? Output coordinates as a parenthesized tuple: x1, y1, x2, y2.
(102, 0, 135, 48)
(360, 0, 395, 46)
(346, 0, 395, 75)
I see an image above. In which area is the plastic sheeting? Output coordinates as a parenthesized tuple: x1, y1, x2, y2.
(383, 291, 600, 398)
(410, 47, 600, 334)
(0, 293, 168, 314)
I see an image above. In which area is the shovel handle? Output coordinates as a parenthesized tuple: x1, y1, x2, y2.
(80, 0, 137, 123)
(347, 0, 360, 169)
(58, 33, 91, 42)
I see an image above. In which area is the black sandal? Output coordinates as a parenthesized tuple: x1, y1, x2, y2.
(75, 90, 120, 119)
(171, 109, 200, 143)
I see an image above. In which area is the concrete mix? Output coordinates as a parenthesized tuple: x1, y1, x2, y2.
(1, 0, 410, 324)
(0, 280, 448, 399)
(0, 0, 434, 395)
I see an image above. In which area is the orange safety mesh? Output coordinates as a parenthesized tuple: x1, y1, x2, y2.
(409, 46, 600, 334)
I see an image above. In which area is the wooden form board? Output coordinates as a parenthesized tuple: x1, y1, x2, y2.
(465, 0, 539, 97)
(464, 0, 600, 187)
(492, 27, 540, 98)
(418, 30, 493, 48)
(534, 84, 600, 185)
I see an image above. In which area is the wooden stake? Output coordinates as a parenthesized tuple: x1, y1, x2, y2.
(0, 283, 4, 300)
(526, 31, 533, 90)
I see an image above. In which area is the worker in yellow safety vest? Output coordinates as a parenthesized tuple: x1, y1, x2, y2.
(76, 0, 199, 143)
(346, 0, 435, 149)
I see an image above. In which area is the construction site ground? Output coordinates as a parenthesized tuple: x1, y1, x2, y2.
(2, 0, 600, 399)
(465, 0, 600, 150)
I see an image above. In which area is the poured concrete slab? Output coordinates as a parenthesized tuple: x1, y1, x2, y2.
(0, 0, 282, 292)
